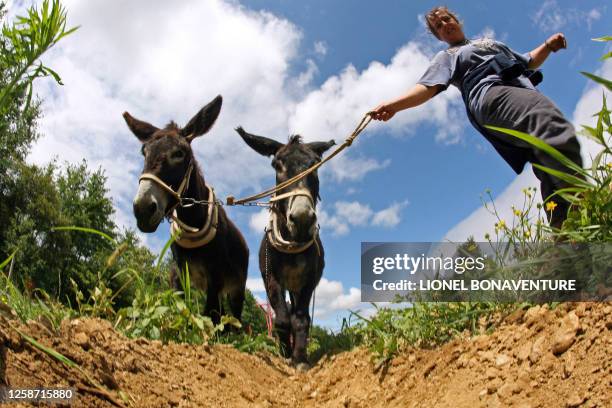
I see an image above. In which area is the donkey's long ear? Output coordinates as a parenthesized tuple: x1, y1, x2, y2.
(307, 140, 336, 157)
(235, 126, 283, 157)
(123, 112, 159, 142)
(181, 95, 222, 141)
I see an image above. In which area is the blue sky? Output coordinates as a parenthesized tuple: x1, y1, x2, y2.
(22, 0, 610, 327)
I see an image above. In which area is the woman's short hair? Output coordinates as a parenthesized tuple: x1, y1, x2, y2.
(425, 6, 462, 40)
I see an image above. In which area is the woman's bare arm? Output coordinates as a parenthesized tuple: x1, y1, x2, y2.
(370, 84, 441, 121)
(528, 32, 567, 69)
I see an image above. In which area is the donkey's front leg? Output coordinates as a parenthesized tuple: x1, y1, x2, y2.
(265, 274, 292, 358)
(204, 278, 223, 326)
(290, 285, 314, 366)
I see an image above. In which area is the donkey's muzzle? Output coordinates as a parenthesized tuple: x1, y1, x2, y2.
(287, 207, 317, 242)
(133, 199, 161, 232)
(133, 179, 169, 233)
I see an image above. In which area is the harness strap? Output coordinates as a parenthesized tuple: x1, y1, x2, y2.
(171, 184, 219, 249)
(266, 210, 317, 254)
(139, 161, 194, 217)
(269, 188, 314, 205)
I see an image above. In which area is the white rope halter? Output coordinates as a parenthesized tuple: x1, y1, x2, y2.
(138, 161, 219, 248)
(266, 187, 319, 255)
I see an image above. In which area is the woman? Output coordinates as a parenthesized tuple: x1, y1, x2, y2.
(370, 6, 582, 228)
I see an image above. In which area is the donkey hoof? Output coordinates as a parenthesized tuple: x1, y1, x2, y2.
(295, 362, 310, 372)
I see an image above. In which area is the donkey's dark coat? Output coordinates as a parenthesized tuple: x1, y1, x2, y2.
(236, 126, 334, 364)
(125, 96, 248, 324)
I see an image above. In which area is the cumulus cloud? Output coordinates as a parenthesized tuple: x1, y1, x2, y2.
(313, 41, 327, 57)
(289, 43, 464, 145)
(372, 200, 409, 227)
(531, 0, 603, 32)
(320, 200, 409, 236)
(445, 59, 612, 242)
(477, 26, 496, 40)
(326, 156, 391, 182)
(249, 208, 270, 234)
(334, 201, 373, 226)
(312, 278, 361, 319)
(295, 59, 318, 89)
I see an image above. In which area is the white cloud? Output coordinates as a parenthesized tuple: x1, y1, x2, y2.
(320, 200, 409, 236)
(326, 156, 391, 182)
(318, 206, 351, 237)
(295, 59, 318, 89)
(249, 208, 269, 234)
(289, 43, 465, 147)
(246, 277, 266, 293)
(372, 200, 409, 228)
(445, 58, 612, 242)
(335, 201, 373, 226)
(531, 0, 603, 32)
(313, 41, 327, 56)
(312, 278, 361, 319)
(477, 26, 496, 40)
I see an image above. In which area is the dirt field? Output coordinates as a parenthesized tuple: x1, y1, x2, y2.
(1, 302, 610, 407)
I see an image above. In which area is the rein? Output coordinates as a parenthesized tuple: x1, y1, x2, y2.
(226, 112, 372, 207)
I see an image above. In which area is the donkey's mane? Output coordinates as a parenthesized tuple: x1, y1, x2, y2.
(288, 134, 302, 145)
(163, 121, 180, 131)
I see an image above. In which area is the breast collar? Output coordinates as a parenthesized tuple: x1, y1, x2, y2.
(170, 184, 219, 249)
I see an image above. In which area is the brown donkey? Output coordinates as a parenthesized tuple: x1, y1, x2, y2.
(236, 126, 334, 367)
(124, 95, 248, 324)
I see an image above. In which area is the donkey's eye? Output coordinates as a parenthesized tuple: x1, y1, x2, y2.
(171, 150, 185, 159)
(141, 146, 146, 156)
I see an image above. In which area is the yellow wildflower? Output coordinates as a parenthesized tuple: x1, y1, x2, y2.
(513, 209, 521, 217)
(546, 201, 558, 212)
(497, 220, 506, 229)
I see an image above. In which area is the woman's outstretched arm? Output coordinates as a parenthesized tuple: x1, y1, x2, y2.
(528, 32, 567, 69)
(370, 84, 441, 121)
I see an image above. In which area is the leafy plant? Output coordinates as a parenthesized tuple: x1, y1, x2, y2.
(0, 270, 73, 329)
(349, 302, 510, 367)
(0, 0, 78, 112)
